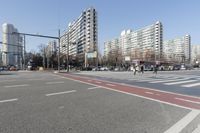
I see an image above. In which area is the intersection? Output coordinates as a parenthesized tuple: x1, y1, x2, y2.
(0, 70, 199, 133)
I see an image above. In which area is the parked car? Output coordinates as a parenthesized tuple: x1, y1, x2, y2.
(173, 65, 181, 70)
(92, 67, 100, 71)
(9, 66, 17, 71)
(100, 67, 109, 71)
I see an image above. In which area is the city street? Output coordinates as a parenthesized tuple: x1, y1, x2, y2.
(0, 71, 199, 133)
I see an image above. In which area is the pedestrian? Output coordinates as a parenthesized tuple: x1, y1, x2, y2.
(153, 65, 158, 75)
(133, 65, 137, 75)
(141, 65, 144, 74)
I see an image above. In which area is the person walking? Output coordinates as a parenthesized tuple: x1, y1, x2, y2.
(133, 65, 137, 75)
(153, 65, 158, 75)
(141, 65, 144, 74)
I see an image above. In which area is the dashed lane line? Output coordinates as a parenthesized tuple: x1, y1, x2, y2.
(45, 90, 76, 96)
(145, 91, 154, 95)
(87, 86, 101, 90)
(4, 84, 30, 88)
(106, 83, 116, 87)
(0, 98, 18, 103)
(45, 81, 65, 84)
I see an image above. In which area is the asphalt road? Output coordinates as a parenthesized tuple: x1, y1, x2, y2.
(0, 71, 199, 133)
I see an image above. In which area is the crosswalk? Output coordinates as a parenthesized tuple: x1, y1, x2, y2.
(128, 74, 200, 88)
(77, 71, 200, 88)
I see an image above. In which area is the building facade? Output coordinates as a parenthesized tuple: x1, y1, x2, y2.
(163, 35, 191, 63)
(1, 23, 23, 68)
(46, 40, 57, 57)
(60, 7, 98, 67)
(46, 40, 57, 68)
(104, 21, 163, 62)
(191, 45, 200, 64)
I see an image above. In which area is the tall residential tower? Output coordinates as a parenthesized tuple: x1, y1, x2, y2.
(2, 23, 23, 68)
(104, 21, 163, 62)
(60, 7, 98, 67)
(163, 35, 191, 63)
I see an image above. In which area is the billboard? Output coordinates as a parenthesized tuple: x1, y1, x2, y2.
(86, 51, 97, 58)
(125, 56, 130, 61)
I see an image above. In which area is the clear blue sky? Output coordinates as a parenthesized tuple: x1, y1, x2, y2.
(0, 0, 200, 54)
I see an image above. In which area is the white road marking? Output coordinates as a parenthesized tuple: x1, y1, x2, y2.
(45, 81, 64, 84)
(164, 80, 197, 85)
(4, 84, 29, 88)
(164, 110, 200, 133)
(106, 83, 115, 86)
(145, 91, 154, 95)
(45, 90, 76, 96)
(87, 86, 100, 90)
(175, 97, 200, 104)
(136, 78, 162, 82)
(192, 124, 200, 133)
(0, 98, 18, 103)
(149, 78, 189, 83)
(95, 81, 102, 83)
(182, 82, 200, 87)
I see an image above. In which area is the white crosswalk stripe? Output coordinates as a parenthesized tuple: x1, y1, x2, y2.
(149, 78, 189, 83)
(132, 75, 200, 88)
(182, 82, 200, 88)
(164, 80, 197, 85)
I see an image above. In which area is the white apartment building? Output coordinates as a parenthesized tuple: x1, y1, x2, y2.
(191, 45, 200, 63)
(46, 40, 57, 57)
(163, 35, 191, 63)
(2, 23, 23, 68)
(60, 7, 98, 66)
(104, 21, 163, 62)
(104, 38, 120, 58)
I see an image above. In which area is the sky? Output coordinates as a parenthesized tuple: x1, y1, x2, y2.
(0, 0, 200, 54)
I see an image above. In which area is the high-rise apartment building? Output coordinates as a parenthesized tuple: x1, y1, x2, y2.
(104, 21, 163, 62)
(191, 45, 200, 63)
(46, 40, 57, 68)
(2, 23, 23, 68)
(163, 35, 191, 63)
(0, 48, 2, 65)
(60, 7, 98, 67)
(46, 40, 57, 57)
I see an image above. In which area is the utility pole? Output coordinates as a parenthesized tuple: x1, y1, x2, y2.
(43, 46, 46, 69)
(58, 29, 61, 72)
(23, 35, 26, 70)
(67, 32, 69, 72)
